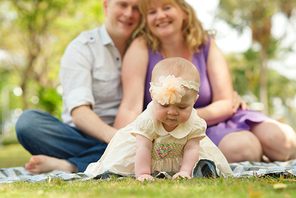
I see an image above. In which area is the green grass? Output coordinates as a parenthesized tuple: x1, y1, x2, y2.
(1, 176, 296, 198)
(0, 143, 296, 198)
(0, 141, 31, 168)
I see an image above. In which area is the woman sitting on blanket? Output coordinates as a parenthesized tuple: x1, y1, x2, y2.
(85, 57, 232, 181)
(114, 0, 296, 163)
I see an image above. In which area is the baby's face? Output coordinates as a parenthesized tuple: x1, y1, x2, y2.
(153, 89, 198, 132)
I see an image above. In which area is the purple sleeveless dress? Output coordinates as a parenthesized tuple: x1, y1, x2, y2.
(143, 38, 270, 146)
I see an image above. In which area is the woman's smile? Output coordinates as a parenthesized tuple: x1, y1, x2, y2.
(157, 21, 171, 27)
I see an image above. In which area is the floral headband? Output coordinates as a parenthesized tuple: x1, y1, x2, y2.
(149, 75, 200, 105)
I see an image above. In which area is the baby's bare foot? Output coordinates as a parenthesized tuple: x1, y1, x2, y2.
(25, 155, 78, 174)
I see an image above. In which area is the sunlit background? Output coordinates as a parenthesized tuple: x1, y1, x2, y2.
(187, 0, 296, 125)
(187, 0, 296, 79)
(0, 0, 295, 143)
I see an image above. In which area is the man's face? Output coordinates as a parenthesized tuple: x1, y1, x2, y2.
(104, 0, 141, 40)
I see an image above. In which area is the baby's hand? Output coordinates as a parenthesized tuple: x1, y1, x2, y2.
(172, 171, 192, 180)
(137, 174, 154, 182)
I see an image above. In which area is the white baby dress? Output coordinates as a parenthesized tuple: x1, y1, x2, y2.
(85, 102, 232, 177)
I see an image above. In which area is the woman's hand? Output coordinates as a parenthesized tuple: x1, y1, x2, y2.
(172, 171, 192, 180)
(137, 174, 154, 182)
(232, 91, 249, 113)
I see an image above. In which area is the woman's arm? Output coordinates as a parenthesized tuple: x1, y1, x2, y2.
(172, 137, 201, 179)
(114, 37, 149, 129)
(135, 134, 154, 181)
(195, 39, 234, 126)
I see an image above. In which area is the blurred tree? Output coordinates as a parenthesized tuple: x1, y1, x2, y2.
(218, 0, 296, 115)
(226, 50, 296, 116)
(0, 0, 105, 117)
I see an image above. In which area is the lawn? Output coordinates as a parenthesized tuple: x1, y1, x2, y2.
(0, 140, 31, 168)
(0, 142, 296, 198)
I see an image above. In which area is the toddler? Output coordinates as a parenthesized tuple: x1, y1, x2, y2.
(85, 57, 232, 181)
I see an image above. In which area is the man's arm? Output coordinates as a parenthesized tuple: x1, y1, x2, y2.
(71, 105, 117, 143)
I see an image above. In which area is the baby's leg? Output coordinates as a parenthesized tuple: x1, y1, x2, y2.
(251, 119, 296, 161)
(218, 131, 263, 163)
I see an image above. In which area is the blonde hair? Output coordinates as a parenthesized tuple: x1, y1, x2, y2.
(151, 57, 200, 83)
(138, 0, 212, 52)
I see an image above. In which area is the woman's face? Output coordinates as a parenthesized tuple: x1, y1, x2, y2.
(146, 0, 185, 40)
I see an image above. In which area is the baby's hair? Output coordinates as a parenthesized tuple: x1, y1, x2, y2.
(151, 57, 200, 83)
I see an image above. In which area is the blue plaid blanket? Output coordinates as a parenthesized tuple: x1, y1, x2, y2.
(1, 160, 296, 184)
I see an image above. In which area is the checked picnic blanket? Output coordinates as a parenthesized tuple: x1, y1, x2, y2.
(1, 159, 296, 184)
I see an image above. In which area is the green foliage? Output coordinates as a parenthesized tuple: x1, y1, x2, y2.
(227, 49, 296, 116)
(0, 0, 104, 118)
(38, 87, 63, 119)
(218, 0, 279, 33)
(218, 0, 296, 115)
(227, 50, 260, 96)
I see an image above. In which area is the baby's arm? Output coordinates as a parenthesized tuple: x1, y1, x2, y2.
(172, 137, 201, 180)
(135, 134, 154, 181)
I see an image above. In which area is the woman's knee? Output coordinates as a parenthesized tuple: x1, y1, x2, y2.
(264, 129, 296, 161)
(252, 120, 296, 161)
(218, 131, 263, 162)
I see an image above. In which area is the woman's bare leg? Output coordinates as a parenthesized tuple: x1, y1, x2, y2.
(251, 119, 296, 161)
(218, 131, 263, 163)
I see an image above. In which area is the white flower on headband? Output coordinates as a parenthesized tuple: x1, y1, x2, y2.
(150, 75, 186, 105)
